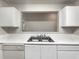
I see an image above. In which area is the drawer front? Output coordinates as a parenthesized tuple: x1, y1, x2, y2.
(0, 45, 2, 50)
(3, 51, 24, 59)
(57, 45, 79, 51)
(3, 45, 24, 51)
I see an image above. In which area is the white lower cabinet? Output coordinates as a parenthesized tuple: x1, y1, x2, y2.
(25, 45, 40, 59)
(3, 51, 24, 59)
(57, 45, 79, 59)
(41, 45, 56, 59)
(3, 44, 79, 59)
(25, 45, 56, 59)
(58, 51, 79, 59)
(3, 45, 24, 59)
(0, 50, 3, 59)
(0, 45, 3, 59)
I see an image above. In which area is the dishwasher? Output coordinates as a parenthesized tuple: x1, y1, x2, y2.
(3, 45, 24, 59)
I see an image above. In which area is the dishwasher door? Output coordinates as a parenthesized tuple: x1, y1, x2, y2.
(3, 45, 24, 59)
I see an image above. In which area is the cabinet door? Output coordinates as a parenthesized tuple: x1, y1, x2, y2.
(41, 45, 56, 59)
(0, 45, 3, 59)
(58, 51, 79, 59)
(0, 7, 14, 26)
(3, 51, 24, 59)
(3, 45, 24, 59)
(0, 7, 21, 27)
(0, 50, 3, 59)
(25, 45, 40, 59)
(66, 6, 79, 26)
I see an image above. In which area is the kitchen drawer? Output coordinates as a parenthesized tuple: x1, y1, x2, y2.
(0, 45, 2, 50)
(3, 51, 24, 59)
(3, 45, 24, 51)
(57, 45, 79, 51)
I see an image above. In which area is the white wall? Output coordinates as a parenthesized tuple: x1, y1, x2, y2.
(23, 21, 57, 32)
(7, 3, 76, 33)
(9, 4, 67, 12)
(9, 4, 74, 33)
(22, 13, 58, 32)
(0, 0, 9, 34)
(0, 0, 77, 34)
(73, 0, 79, 5)
(0, 0, 9, 6)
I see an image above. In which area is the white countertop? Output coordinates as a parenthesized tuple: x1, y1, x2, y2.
(0, 33, 79, 45)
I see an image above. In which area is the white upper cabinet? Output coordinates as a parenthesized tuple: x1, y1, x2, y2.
(0, 7, 21, 27)
(59, 6, 79, 27)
